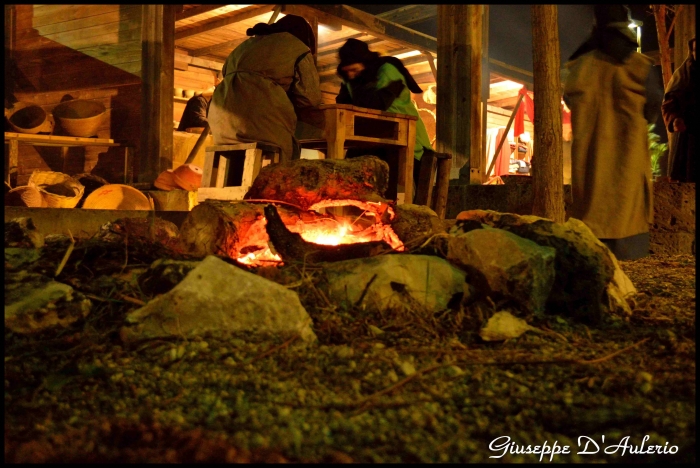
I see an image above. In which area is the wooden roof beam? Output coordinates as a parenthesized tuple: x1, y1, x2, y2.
(174, 5, 274, 41)
(304, 5, 437, 53)
(190, 38, 247, 58)
(175, 5, 228, 22)
(281, 5, 343, 31)
(376, 5, 438, 26)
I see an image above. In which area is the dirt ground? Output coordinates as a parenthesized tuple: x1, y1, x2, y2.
(4, 237, 696, 463)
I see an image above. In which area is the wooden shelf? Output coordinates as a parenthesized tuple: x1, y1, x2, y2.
(174, 96, 190, 103)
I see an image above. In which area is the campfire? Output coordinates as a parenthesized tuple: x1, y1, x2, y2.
(237, 200, 405, 267)
(179, 156, 406, 267)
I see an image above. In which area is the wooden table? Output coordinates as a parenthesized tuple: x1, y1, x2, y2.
(296, 104, 417, 204)
(4, 132, 133, 186)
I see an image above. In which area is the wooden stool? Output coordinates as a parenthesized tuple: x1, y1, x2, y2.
(414, 150, 452, 219)
(198, 142, 280, 202)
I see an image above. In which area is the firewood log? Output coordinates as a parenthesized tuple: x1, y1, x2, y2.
(264, 204, 394, 264)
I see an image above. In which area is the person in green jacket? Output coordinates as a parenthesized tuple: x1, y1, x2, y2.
(335, 38, 433, 198)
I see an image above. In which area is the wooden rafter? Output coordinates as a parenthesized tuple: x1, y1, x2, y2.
(174, 5, 274, 41)
(376, 5, 437, 26)
(190, 38, 248, 58)
(281, 4, 343, 31)
(175, 5, 227, 22)
(305, 5, 437, 53)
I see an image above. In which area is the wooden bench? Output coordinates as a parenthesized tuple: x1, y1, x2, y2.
(197, 142, 280, 203)
(296, 104, 418, 205)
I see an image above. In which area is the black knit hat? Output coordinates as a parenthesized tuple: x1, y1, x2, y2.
(594, 5, 631, 26)
(338, 38, 380, 68)
(246, 14, 315, 51)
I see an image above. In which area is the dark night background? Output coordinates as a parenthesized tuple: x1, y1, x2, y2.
(352, 4, 665, 70)
(353, 4, 669, 145)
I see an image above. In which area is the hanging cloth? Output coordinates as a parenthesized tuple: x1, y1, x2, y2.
(493, 127, 512, 177)
(513, 86, 535, 138)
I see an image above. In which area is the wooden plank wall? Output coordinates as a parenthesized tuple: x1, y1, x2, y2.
(8, 5, 143, 185)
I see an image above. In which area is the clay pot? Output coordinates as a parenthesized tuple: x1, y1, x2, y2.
(173, 164, 203, 191)
(82, 184, 152, 210)
(154, 169, 180, 191)
(6, 102, 55, 134)
(5, 186, 48, 207)
(183, 90, 195, 98)
(52, 99, 107, 137)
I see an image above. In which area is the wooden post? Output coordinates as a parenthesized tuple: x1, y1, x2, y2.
(4, 5, 15, 100)
(652, 6, 673, 89)
(673, 5, 695, 70)
(436, 5, 455, 175)
(481, 5, 490, 184)
(531, 5, 565, 223)
(455, 5, 483, 184)
(140, 5, 175, 183)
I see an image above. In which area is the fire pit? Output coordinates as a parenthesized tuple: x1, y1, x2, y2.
(179, 156, 406, 267)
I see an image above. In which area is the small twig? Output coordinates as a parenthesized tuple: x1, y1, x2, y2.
(574, 338, 649, 365)
(243, 335, 299, 366)
(355, 274, 378, 307)
(352, 363, 448, 413)
(118, 294, 146, 306)
(54, 230, 75, 277)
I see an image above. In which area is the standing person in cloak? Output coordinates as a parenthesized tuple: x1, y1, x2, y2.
(564, 5, 663, 260)
(208, 15, 322, 162)
(335, 38, 433, 198)
(662, 37, 696, 183)
(177, 72, 222, 132)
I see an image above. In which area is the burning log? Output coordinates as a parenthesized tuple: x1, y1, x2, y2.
(245, 156, 391, 212)
(264, 205, 394, 264)
(179, 200, 340, 264)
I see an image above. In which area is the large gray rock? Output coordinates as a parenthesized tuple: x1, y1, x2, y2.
(122, 256, 316, 343)
(5, 272, 91, 334)
(446, 227, 556, 315)
(454, 210, 618, 322)
(391, 204, 445, 248)
(323, 254, 466, 312)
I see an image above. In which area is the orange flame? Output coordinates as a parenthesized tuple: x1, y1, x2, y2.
(236, 202, 403, 267)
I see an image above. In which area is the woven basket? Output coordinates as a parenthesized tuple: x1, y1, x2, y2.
(5, 186, 48, 207)
(52, 99, 107, 137)
(6, 101, 55, 134)
(28, 171, 84, 208)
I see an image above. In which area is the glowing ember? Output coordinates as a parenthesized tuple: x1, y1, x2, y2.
(300, 224, 349, 245)
(235, 201, 404, 267)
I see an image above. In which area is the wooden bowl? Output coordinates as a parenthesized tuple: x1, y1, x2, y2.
(82, 184, 152, 210)
(5, 186, 48, 207)
(154, 169, 180, 191)
(173, 164, 203, 191)
(52, 99, 107, 137)
(6, 102, 54, 134)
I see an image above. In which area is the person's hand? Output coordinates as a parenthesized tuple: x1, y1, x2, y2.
(673, 117, 686, 132)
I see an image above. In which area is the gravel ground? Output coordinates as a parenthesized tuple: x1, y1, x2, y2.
(4, 245, 696, 463)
